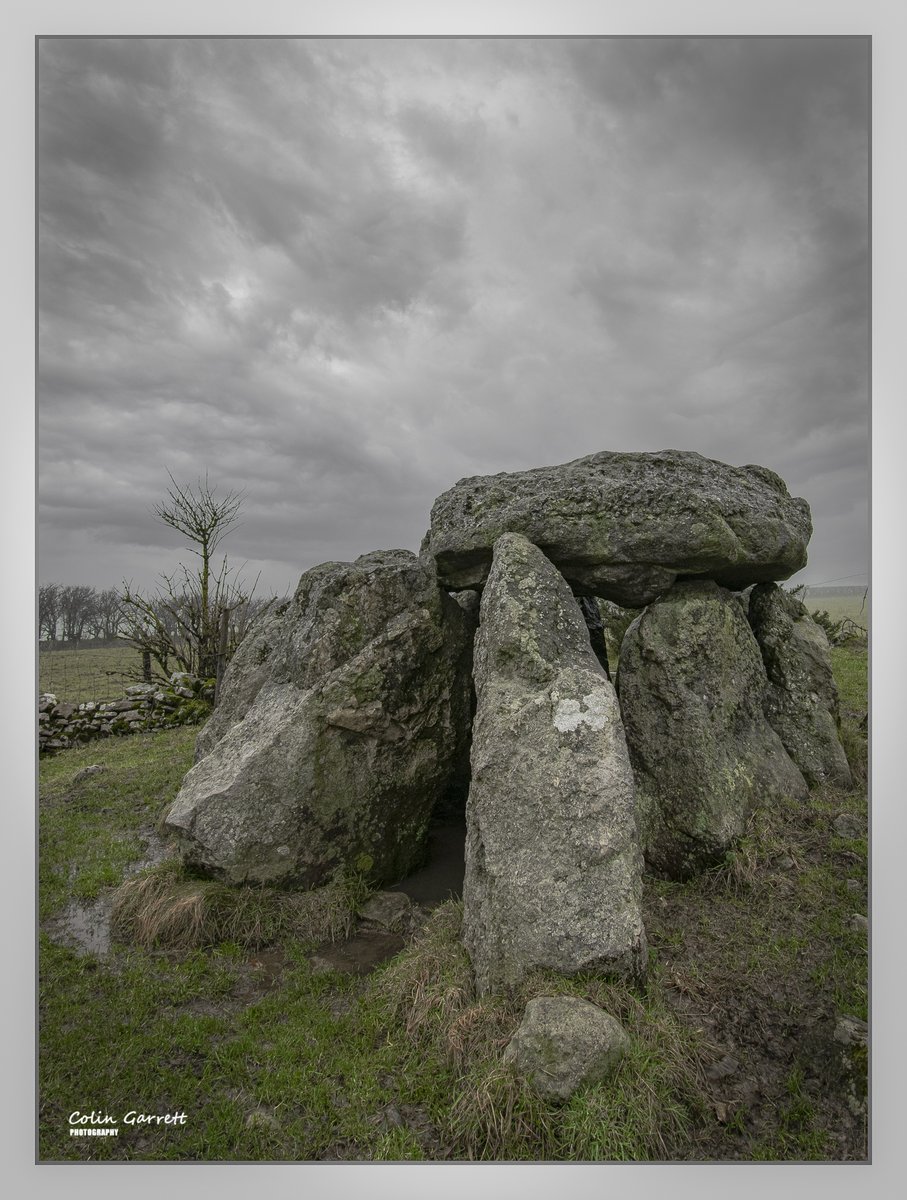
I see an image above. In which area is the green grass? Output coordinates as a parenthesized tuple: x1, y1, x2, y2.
(38, 643, 868, 1162)
(40, 643, 150, 704)
(831, 644, 870, 716)
(39, 727, 198, 921)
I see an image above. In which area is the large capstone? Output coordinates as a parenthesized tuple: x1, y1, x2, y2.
(617, 580, 808, 879)
(428, 449, 811, 606)
(164, 549, 474, 888)
(462, 533, 646, 996)
(747, 583, 853, 789)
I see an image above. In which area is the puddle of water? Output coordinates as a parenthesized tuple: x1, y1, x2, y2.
(44, 895, 115, 958)
(43, 828, 177, 959)
(245, 946, 285, 987)
(231, 946, 287, 1002)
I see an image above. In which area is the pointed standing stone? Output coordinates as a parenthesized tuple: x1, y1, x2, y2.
(462, 533, 646, 995)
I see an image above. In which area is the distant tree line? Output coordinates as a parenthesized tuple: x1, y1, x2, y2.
(38, 582, 274, 658)
(39, 583, 125, 645)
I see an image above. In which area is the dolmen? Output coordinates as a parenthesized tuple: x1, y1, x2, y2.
(164, 449, 851, 994)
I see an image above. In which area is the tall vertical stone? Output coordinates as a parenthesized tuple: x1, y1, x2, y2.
(462, 533, 646, 995)
(747, 583, 853, 789)
(617, 580, 808, 879)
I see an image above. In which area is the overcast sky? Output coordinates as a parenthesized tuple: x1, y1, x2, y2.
(37, 35, 869, 597)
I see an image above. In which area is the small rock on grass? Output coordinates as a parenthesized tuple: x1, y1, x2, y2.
(245, 1108, 280, 1131)
(834, 812, 864, 839)
(503, 995, 630, 1103)
(73, 764, 107, 784)
(357, 891, 413, 934)
(834, 1015, 868, 1047)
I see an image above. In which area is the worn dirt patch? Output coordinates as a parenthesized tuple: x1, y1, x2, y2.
(645, 869, 868, 1161)
(309, 929, 406, 976)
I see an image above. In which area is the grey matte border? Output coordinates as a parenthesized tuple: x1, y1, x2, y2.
(8, 2, 901, 1199)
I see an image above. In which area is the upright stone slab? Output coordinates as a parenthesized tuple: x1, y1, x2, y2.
(165, 549, 474, 888)
(617, 580, 808, 879)
(428, 449, 812, 606)
(462, 533, 646, 995)
(747, 583, 852, 789)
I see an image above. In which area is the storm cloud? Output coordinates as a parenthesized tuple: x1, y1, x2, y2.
(38, 36, 869, 595)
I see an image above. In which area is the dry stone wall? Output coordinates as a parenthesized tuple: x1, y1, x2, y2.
(38, 673, 215, 754)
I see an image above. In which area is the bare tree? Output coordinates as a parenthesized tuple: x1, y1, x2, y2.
(119, 474, 260, 681)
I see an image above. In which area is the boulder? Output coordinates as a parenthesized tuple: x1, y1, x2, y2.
(164, 549, 474, 888)
(462, 533, 646, 996)
(503, 995, 631, 1102)
(428, 449, 811, 606)
(617, 580, 808, 879)
(747, 583, 852, 788)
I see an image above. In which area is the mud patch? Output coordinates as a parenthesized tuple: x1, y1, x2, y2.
(310, 929, 406, 976)
(645, 872, 869, 1160)
(232, 947, 286, 1003)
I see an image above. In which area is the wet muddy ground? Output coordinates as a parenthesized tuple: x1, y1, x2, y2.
(43, 826, 173, 959)
(41, 803, 866, 1161)
(43, 819, 466, 981)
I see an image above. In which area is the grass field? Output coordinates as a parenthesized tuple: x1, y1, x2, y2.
(798, 590, 869, 634)
(37, 645, 869, 1163)
(39, 644, 149, 704)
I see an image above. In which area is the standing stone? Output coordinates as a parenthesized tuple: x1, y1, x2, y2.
(462, 533, 646, 996)
(617, 580, 808, 879)
(747, 583, 853, 789)
(165, 550, 474, 888)
(428, 449, 812, 605)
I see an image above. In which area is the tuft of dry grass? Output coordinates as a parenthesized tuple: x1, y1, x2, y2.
(110, 859, 367, 951)
(375, 901, 475, 1045)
